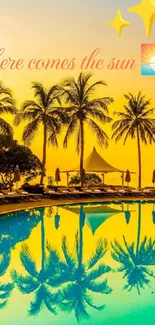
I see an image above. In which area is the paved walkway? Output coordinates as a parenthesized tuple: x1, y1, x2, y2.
(0, 196, 154, 216)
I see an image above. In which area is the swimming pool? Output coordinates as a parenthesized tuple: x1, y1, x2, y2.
(1, 201, 155, 325)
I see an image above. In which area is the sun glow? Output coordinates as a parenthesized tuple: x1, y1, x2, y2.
(150, 56, 155, 64)
(141, 44, 155, 63)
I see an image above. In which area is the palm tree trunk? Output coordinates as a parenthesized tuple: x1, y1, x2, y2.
(80, 119, 84, 187)
(40, 121, 47, 185)
(136, 204, 141, 256)
(41, 213, 45, 271)
(136, 126, 142, 189)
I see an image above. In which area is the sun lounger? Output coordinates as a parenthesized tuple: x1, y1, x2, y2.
(82, 188, 94, 193)
(69, 188, 81, 194)
(0, 190, 22, 203)
(130, 190, 146, 197)
(1, 190, 17, 196)
(1, 189, 42, 203)
(16, 189, 29, 195)
(44, 188, 56, 194)
(143, 189, 155, 197)
(0, 193, 9, 205)
(16, 189, 42, 202)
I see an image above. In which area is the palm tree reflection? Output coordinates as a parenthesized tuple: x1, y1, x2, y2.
(111, 204, 155, 294)
(57, 206, 112, 322)
(0, 252, 14, 308)
(11, 206, 112, 321)
(11, 209, 61, 315)
(0, 208, 41, 310)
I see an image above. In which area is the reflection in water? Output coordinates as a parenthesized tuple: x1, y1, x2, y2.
(1, 202, 155, 324)
(152, 204, 155, 224)
(11, 206, 112, 322)
(0, 209, 41, 310)
(11, 208, 62, 315)
(63, 204, 122, 235)
(111, 204, 155, 294)
(54, 207, 60, 230)
(0, 256, 14, 309)
(58, 206, 112, 322)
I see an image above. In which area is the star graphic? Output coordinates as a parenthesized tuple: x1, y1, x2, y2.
(108, 9, 130, 37)
(128, 0, 155, 39)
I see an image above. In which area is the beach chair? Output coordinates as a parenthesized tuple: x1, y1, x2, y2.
(68, 188, 82, 198)
(101, 188, 122, 197)
(130, 189, 146, 197)
(16, 189, 42, 202)
(143, 189, 155, 197)
(44, 188, 56, 194)
(81, 188, 96, 197)
(1, 190, 22, 203)
(89, 187, 106, 197)
(0, 193, 8, 205)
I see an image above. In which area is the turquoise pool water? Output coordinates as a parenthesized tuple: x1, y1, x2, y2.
(1, 201, 155, 324)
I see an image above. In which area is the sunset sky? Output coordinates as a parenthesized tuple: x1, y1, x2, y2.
(1, 0, 155, 187)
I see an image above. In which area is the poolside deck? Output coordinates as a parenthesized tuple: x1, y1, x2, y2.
(1, 196, 155, 216)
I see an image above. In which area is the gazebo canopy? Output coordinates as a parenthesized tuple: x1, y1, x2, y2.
(62, 205, 123, 235)
(61, 147, 123, 173)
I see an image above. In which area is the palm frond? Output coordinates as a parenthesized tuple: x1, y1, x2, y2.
(22, 117, 40, 146)
(86, 263, 111, 281)
(0, 118, 13, 137)
(62, 236, 76, 269)
(14, 110, 41, 126)
(0, 104, 17, 115)
(0, 253, 11, 276)
(86, 107, 112, 123)
(87, 239, 108, 269)
(44, 296, 57, 315)
(46, 85, 61, 103)
(87, 118, 109, 147)
(0, 82, 13, 97)
(86, 279, 112, 294)
(11, 270, 39, 294)
(63, 116, 78, 148)
(47, 129, 58, 147)
(45, 244, 60, 276)
(20, 244, 38, 278)
(0, 300, 7, 309)
(84, 81, 107, 98)
(84, 293, 105, 310)
(32, 82, 47, 107)
(21, 100, 42, 112)
(28, 286, 44, 316)
(87, 97, 113, 114)
(74, 303, 90, 322)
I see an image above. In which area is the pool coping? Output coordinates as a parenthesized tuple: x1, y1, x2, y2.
(0, 196, 155, 216)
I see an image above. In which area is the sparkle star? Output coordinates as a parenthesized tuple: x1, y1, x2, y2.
(108, 9, 130, 37)
(128, 0, 155, 39)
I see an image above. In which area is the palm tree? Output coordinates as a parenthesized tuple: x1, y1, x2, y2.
(60, 73, 113, 185)
(11, 209, 61, 315)
(112, 92, 155, 188)
(14, 82, 66, 184)
(0, 82, 17, 138)
(50, 206, 112, 322)
(111, 204, 155, 294)
(0, 252, 14, 309)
